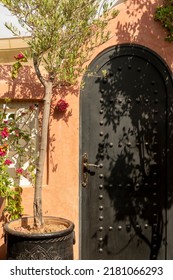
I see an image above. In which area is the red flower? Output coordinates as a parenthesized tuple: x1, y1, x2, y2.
(14, 53, 25, 60)
(1, 127, 9, 138)
(0, 144, 8, 157)
(0, 149, 6, 157)
(56, 99, 69, 112)
(16, 168, 23, 174)
(4, 159, 12, 165)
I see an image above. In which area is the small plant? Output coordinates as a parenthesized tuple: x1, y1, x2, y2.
(0, 100, 37, 220)
(155, 0, 173, 41)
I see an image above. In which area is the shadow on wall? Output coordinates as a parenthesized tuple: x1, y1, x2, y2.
(0, 65, 44, 99)
(113, 0, 170, 60)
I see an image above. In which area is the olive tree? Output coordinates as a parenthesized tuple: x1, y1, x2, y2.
(0, 0, 118, 227)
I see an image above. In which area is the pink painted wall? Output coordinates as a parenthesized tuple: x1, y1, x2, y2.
(0, 0, 173, 259)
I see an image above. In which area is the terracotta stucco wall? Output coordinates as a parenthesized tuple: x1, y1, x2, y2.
(0, 0, 173, 259)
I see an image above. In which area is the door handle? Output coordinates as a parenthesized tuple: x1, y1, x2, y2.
(83, 163, 100, 168)
(82, 153, 100, 187)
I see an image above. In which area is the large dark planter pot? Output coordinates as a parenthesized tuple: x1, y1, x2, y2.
(4, 216, 75, 260)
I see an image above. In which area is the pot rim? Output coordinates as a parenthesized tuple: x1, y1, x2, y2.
(4, 216, 74, 239)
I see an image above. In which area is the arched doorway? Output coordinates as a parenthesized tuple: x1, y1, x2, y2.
(80, 44, 173, 259)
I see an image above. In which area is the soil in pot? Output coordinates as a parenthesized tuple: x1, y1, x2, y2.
(14, 222, 66, 234)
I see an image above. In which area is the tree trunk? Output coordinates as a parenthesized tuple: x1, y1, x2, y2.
(33, 81, 53, 227)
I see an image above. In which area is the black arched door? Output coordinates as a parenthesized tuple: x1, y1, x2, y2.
(80, 44, 173, 260)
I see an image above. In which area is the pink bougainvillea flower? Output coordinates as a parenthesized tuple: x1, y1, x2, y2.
(56, 99, 69, 112)
(0, 149, 6, 157)
(14, 53, 25, 60)
(16, 168, 24, 174)
(0, 144, 8, 150)
(1, 127, 9, 138)
(4, 159, 13, 165)
(0, 144, 8, 157)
